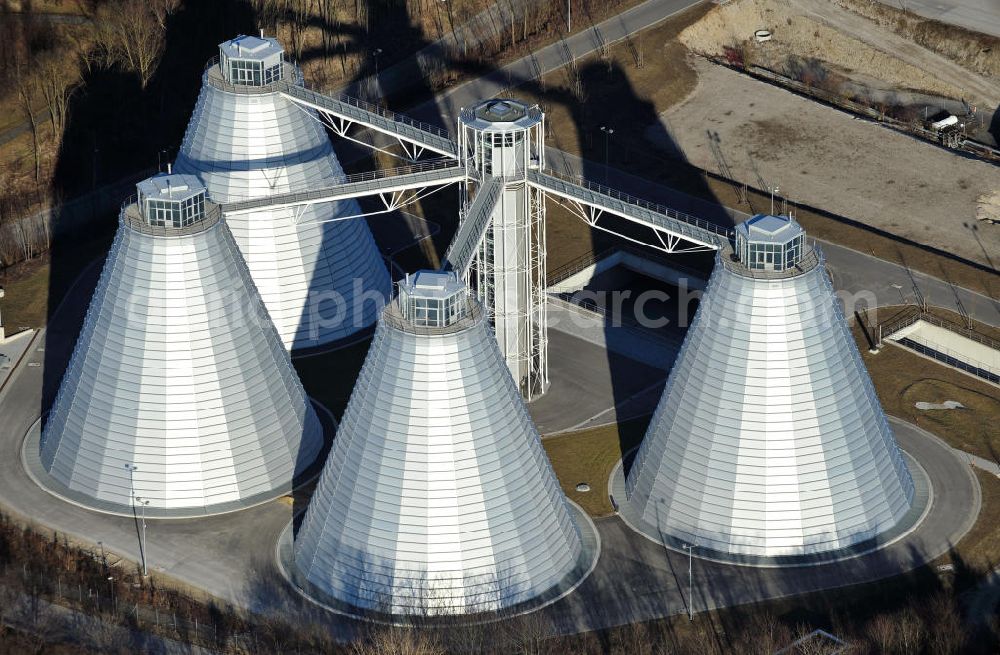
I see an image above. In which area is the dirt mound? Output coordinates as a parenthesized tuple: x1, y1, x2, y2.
(679, 0, 965, 99)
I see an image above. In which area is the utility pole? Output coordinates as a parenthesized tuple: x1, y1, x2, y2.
(682, 543, 694, 621)
(567, 0, 571, 32)
(134, 496, 150, 577)
(600, 126, 614, 183)
(373, 48, 383, 101)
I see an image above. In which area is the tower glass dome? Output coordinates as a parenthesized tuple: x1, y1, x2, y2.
(218, 35, 284, 86)
(734, 214, 805, 272)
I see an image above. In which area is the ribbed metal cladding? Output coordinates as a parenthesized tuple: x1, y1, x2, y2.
(293, 296, 582, 615)
(625, 249, 914, 556)
(40, 209, 323, 512)
(174, 61, 390, 351)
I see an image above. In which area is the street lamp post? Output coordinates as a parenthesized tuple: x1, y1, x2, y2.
(567, 0, 572, 32)
(682, 543, 694, 621)
(373, 48, 383, 100)
(770, 185, 780, 215)
(134, 496, 150, 577)
(600, 126, 614, 183)
(124, 463, 137, 501)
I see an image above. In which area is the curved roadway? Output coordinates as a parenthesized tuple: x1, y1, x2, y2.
(0, 255, 982, 637)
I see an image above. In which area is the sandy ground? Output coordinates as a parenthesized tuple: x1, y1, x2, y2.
(679, 0, 999, 106)
(649, 58, 1000, 268)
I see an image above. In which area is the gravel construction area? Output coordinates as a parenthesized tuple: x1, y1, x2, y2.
(649, 58, 1000, 269)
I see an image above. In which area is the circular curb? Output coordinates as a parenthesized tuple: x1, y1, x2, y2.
(21, 398, 337, 520)
(274, 499, 602, 626)
(609, 445, 937, 569)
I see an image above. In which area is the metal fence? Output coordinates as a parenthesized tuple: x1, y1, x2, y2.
(2, 564, 237, 652)
(878, 308, 1000, 385)
(531, 167, 731, 246)
(548, 243, 711, 288)
(718, 242, 823, 280)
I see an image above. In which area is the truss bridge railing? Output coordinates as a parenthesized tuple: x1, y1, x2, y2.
(220, 160, 465, 215)
(282, 85, 459, 158)
(443, 175, 503, 277)
(528, 168, 731, 251)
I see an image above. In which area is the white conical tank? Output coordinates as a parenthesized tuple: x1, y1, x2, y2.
(625, 215, 914, 557)
(175, 35, 390, 351)
(293, 271, 582, 614)
(39, 174, 323, 514)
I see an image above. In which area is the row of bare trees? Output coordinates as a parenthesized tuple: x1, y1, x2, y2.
(0, 503, 995, 654)
(86, 0, 180, 90)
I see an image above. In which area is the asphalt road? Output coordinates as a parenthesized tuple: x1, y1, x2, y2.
(0, 239, 983, 635)
(544, 147, 1000, 330)
(410, 0, 706, 127)
(0, 0, 993, 629)
(541, 418, 980, 634)
(878, 0, 1000, 38)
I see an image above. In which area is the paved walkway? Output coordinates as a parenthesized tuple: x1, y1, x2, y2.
(798, 0, 999, 107)
(0, 330, 37, 395)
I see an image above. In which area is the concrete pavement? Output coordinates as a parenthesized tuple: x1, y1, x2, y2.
(540, 417, 980, 634)
(0, 216, 985, 639)
(0, 330, 37, 395)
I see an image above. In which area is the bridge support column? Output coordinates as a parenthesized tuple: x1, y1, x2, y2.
(459, 100, 548, 400)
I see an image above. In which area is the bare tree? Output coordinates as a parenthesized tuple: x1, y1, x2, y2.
(37, 54, 78, 140)
(13, 58, 41, 183)
(93, 0, 166, 89)
(352, 627, 445, 655)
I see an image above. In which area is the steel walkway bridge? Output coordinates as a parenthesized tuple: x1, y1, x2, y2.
(527, 169, 727, 253)
(221, 82, 742, 398)
(282, 85, 459, 160)
(221, 161, 466, 223)
(259, 85, 733, 255)
(442, 175, 503, 277)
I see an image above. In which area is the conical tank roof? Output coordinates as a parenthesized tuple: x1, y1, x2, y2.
(40, 177, 323, 514)
(174, 37, 390, 351)
(625, 217, 914, 557)
(293, 271, 582, 615)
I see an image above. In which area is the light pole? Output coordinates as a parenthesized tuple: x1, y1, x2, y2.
(682, 543, 694, 621)
(600, 126, 614, 183)
(373, 48, 383, 100)
(0, 287, 5, 342)
(124, 463, 137, 500)
(134, 496, 150, 577)
(567, 0, 571, 32)
(770, 185, 780, 215)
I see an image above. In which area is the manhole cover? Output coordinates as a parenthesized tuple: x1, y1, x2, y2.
(575, 482, 591, 493)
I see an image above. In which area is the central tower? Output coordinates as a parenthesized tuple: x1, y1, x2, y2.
(457, 99, 547, 400)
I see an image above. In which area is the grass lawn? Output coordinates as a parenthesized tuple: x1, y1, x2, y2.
(852, 307, 1000, 462)
(542, 417, 650, 517)
(1, 230, 114, 332)
(943, 469, 1000, 571)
